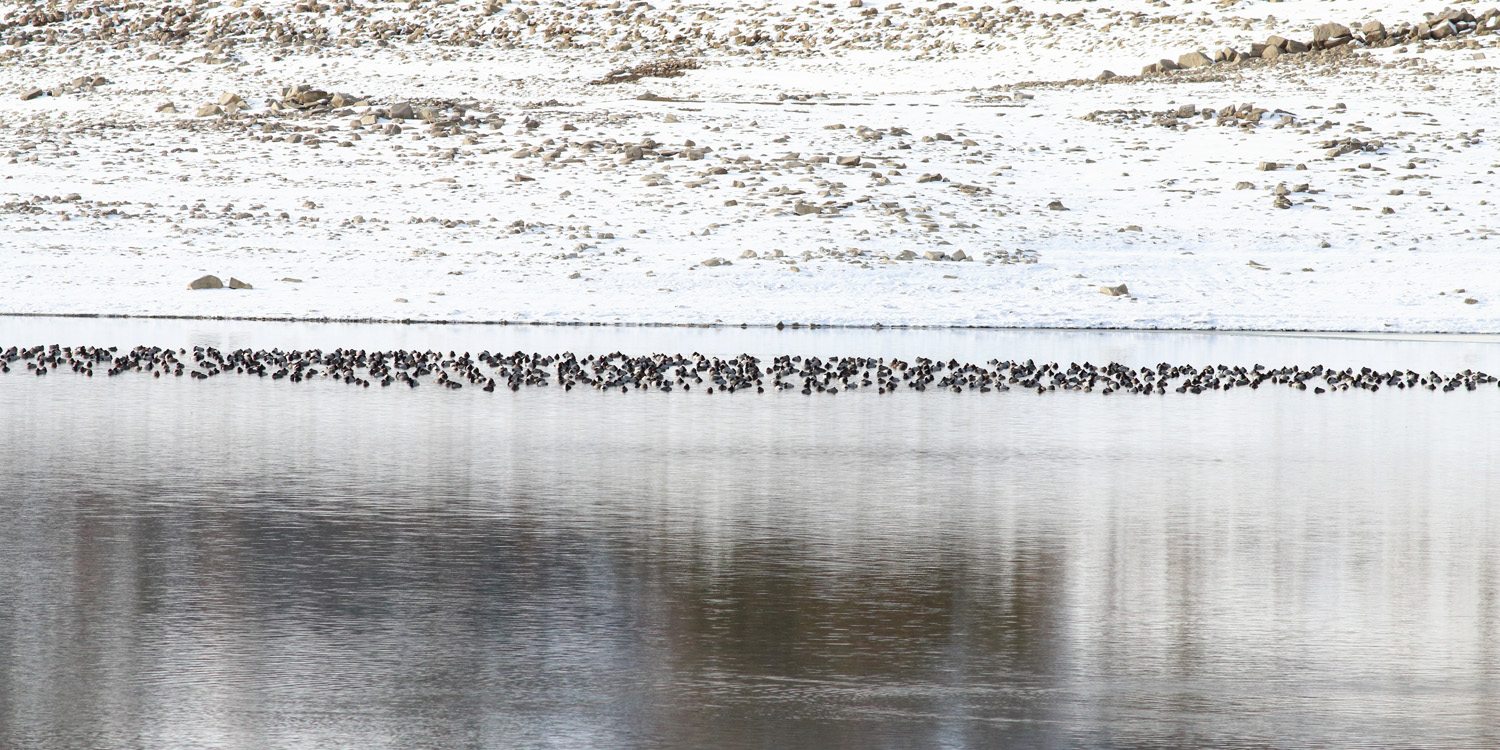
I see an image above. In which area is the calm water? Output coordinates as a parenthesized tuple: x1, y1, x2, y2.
(2, 321, 1499, 748)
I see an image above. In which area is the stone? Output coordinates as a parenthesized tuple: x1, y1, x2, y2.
(1097, 70, 1116, 81)
(1047, 200, 1068, 211)
(1175, 104, 1197, 118)
(923, 251, 948, 261)
(329, 93, 353, 108)
(950, 249, 968, 261)
(1157, 58, 1181, 71)
(1266, 35, 1290, 50)
(622, 145, 644, 162)
(1100, 284, 1129, 296)
(1178, 51, 1212, 68)
(1262, 45, 1282, 59)
(1465, 298, 1478, 305)
(1235, 181, 1255, 190)
(388, 102, 414, 120)
(895, 250, 916, 260)
(740, 250, 759, 259)
(157, 102, 177, 113)
(218, 92, 242, 106)
(195, 104, 222, 117)
(1273, 195, 1293, 209)
(915, 173, 943, 183)
(188, 274, 224, 290)
(836, 155, 862, 167)
(1257, 161, 1279, 171)
(1362, 20, 1387, 39)
(700, 257, 730, 267)
(228, 277, 253, 290)
(793, 202, 820, 215)
(1285, 39, 1309, 53)
(1430, 20, 1457, 39)
(20, 89, 45, 101)
(280, 277, 303, 283)
(1313, 22, 1351, 42)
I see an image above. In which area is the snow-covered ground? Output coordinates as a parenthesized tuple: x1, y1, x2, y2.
(2, 0, 1498, 331)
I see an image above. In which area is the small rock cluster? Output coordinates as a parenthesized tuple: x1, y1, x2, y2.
(18, 74, 107, 101)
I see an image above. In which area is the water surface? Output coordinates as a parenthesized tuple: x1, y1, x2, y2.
(2, 325, 1498, 749)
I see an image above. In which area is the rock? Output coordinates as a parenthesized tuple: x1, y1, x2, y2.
(218, 92, 242, 106)
(188, 274, 224, 290)
(740, 250, 759, 259)
(1257, 161, 1279, 171)
(1178, 51, 1212, 68)
(1175, 104, 1197, 118)
(20, 89, 45, 101)
(923, 251, 948, 261)
(1273, 196, 1293, 209)
(1362, 20, 1387, 39)
(836, 155, 862, 167)
(1266, 35, 1290, 50)
(701, 257, 730, 267)
(156, 102, 177, 113)
(195, 104, 221, 118)
(228, 277, 253, 290)
(793, 202, 820, 215)
(622, 145, 644, 162)
(1235, 181, 1256, 190)
(388, 102, 414, 120)
(950, 249, 968, 261)
(1465, 298, 1478, 305)
(329, 93, 353, 108)
(1430, 20, 1457, 39)
(916, 173, 943, 183)
(895, 250, 916, 260)
(1097, 70, 1116, 81)
(280, 277, 303, 283)
(1157, 58, 1182, 72)
(1262, 45, 1282, 59)
(1285, 39, 1309, 53)
(1047, 200, 1068, 211)
(1100, 284, 1129, 296)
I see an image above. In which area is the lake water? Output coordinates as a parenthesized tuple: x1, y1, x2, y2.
(3, 318, 1499, 748)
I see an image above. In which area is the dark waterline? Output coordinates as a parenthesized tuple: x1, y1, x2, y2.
(2, 328, 1499, 749)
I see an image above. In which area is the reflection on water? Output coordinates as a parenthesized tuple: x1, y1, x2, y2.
(2, 349, 1499, 748)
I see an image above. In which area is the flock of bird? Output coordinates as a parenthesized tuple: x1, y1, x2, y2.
(3, 344, 1496, 396)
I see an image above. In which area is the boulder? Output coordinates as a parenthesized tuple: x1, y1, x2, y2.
(793, 202, 820, 215)
(1258, 161, 1280, 171)
(1178, 51, 1213, 68)
(1097, 70, 1116, 81)
(836, 155, 862, 167)
(217, 92, 242, 106)
(1157, 58, 1181, 71)
(195, 104, 221, 117)
(1362, 20, 1387, 40)
(1313, 22, 1352, 42)
(20, 88, 45, 101)
(228, 278, 253, 290)
(188, 274, 224, 290)
(388, 102, 414, 120)
(1285, 39, 1310, 53)
(1430, 20, 1457, 39)
(1262, 45, 1282, 59)
(1175, 103, 1198, 118)
(1100, 284, 1129, 296)
(1047, 200, 1069, 211)
(923, 251, 948, 261)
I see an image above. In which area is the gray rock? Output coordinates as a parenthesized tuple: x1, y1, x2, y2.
(1097, 70, 1116, 81)
(793, 202, 820, 215)
(740, 250, 759, 259)
(1047, 200, 1069, 211)
(1100, 284, 1129, 296)
(1235, 181, 1256, 190)
(923, 251, 948, 261)
(1157, 58, 1181, 71)
(895, 249, 916, 260)
(188, 274, 224, 290)
(20, 89, 45, 101)
(228, 277, 253, 290)
(1362, 20, 1387, 39)
(836, 155, 862, 167)
(388, 102, 414, 120)
(950, 249, 968, 261)
(916, 173, 943, 183)
(1257, 161, 1279, 171)
(1175, 103, 1197, 118)
(1285, 39, 1309, 53)
(700, 257, 731, 267)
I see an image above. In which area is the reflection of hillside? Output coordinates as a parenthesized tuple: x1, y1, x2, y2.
(1, 374, 1498, 747)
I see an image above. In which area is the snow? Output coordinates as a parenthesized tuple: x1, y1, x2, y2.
(1, 0, 1498, 332)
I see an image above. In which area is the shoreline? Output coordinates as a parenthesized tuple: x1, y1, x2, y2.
(6, 310, 1500, 342)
